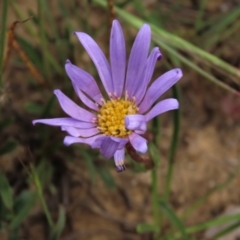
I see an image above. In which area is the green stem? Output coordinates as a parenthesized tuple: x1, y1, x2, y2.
(164, 85, 181, 201)
(0, 0, 9, 87)
(37, 0, 50, 80)
(151, 167, 160, 239)
(32, 164, 54, 228)
(151, 117, 161, 239)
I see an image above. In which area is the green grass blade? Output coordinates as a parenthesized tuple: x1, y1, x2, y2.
(211, 220, 240, 239)
(0, 0, 9, 87)
(0, 140, 18, 156)
(159, 200, 188, 239)
(164, 85, 181, 201)
(9, 0, 36, 37)
(50, 206, 66, 240)
(177, 213, 240, 236)
(93, 0, 240, 93)
(152, 37, 238, 95)
(194, 0, 207, 31)
(181, 168, 238, 220)
(136, 223, 158, 233)
(37, 0, 50, 79)
(10, 191, 37, 230)
(0, 172, 13, 210)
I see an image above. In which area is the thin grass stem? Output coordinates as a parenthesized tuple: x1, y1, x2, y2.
(164, 85, 181, 201)
(31, 164, 54, 228)
(37, 0, 50, 80)
(0, 0, 9, 87)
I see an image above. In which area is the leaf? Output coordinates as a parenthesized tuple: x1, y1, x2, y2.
(10, 190, 37, 230)
(24, 102, 44, 114)
(50, 205, 66, 240)
(0, 140, 17, 156)
(159, 200, 188, 239)
(0, 172, 13, 210)
(34, 159, 53, 187)
(136, 223, 157, 233)
(97, 167, 116, 189)
(81, 150, 97, 184)
(148, 143, 160, 166)
(0, 118, 14, 132)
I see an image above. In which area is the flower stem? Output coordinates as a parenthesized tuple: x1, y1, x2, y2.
(151, 117, 161, 239)
(164, 85, 181, 201)
(151, 166, 160, 239)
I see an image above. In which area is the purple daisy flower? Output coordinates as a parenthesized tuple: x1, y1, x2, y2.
(33, 20, 182, 172)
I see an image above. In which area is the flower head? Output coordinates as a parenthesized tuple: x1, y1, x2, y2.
(33, 20, 182, 172)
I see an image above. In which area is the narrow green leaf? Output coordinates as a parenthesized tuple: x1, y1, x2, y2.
(159, 200, 188, 239)
(164, 85, 181, 201)
(136, 223, 157, 233)
(152, 37, 238, 95)
(16, 37, 43, 71)
(93, 0, 240, 94)
(184, 213, 240, 235)
(181, 169, 237, 220)
(0, 0, 9, 86)
(34, 159, 53, 187)
(98, 167, 116, 189)
(41, 95, 56, 118)
(0, 141, 17, 156)
(24, 102, 44, 114)
(10, 190, 37, 229)
(203, 4, 240, 37)
(0, 118, 14, 131)
(0, 172, 13, 210)
(81, 150, 97, 184)
(50, 205, 66, 240)
(149, 143, 160, 166)
(10, 0, 36, 37)
(37, 0, 50, 79)
(8, 227, 20, 240)
(212, 220, 240, 239)
(31, 164, 54, 228)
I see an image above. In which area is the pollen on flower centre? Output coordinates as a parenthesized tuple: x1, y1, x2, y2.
(97, 98, 138, 138)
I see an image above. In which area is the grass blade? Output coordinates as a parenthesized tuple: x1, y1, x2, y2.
(0, 0, 9, 86)
(159, 200, 188, 239)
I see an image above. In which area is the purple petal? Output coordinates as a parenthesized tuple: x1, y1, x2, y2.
(64, 134, 104, 147)
(54, 89, 95, 122)
(74, 32, 113, 95)
(110, 20, 126, 97)
(32, 117, 96, 128)
(100, 137, 119, 159)
(65, 60, 103, 104)
(61, 126, 99, 137)
(114, 149, 126, 172)
(135, 47, 162, 104)
(125, 114, 147, 132)
(111, 137, 128, 149)
(91, 136, 106, 149)
(145, 98, 179, 122)
(134, 130, 146, 135)
(125, 24, 151, 98)
(139, 68, 182, 113)
(76, 89, 99, 111)
(129, 133, 148, 153)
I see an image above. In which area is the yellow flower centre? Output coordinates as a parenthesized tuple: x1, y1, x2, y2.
(97, 98, 138, 138)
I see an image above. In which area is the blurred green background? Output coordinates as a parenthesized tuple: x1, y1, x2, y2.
(1, 0, 240, 239)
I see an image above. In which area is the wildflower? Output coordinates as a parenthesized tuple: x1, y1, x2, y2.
(33, 20, 182, 172)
